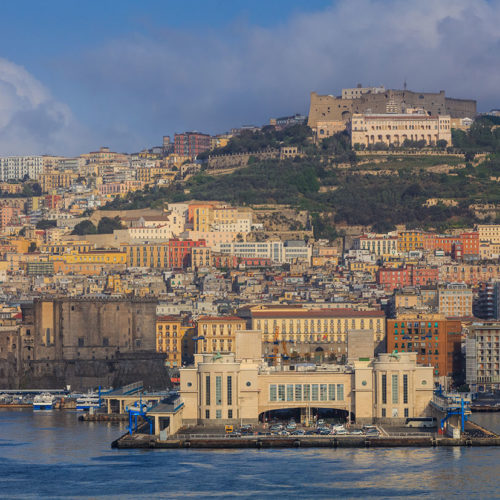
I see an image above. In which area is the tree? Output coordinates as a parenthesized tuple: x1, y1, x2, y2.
(97, 216, 124, 234)
(436, 139, 448, 149)
(28, 242, 37, 253)
(71, 220, 97, 235)
(36, 219, 57, 230)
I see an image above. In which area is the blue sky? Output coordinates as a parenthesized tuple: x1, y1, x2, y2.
(0, 0, 499, 155)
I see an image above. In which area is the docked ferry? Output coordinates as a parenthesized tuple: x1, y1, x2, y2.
(76, 393, 101, 411)
(33, 393, 56, 411)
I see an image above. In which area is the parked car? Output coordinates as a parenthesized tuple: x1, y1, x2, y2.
(270, 425, 283, 432)
(335, 429, 348, 435)
(350, 429, 364, 435)
(317, 419, 326, 426)
(278, 430, 290, 436)
(286, 422, 297, 430)
(291, 429, 305, 436)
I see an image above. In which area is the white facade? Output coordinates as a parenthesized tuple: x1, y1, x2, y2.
(219, 241, 284, 262)
(0, 156, 44, 181)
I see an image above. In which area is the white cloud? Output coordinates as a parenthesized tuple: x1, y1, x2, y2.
(0, 58, 88, 156)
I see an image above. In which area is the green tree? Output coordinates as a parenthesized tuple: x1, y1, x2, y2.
(71, 220, 97, 235)
(28, 242, 37, 253)
(97, 216, 124, 234)
(36, 219, 57, 230)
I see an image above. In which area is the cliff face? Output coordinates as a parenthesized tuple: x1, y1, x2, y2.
(0, 298, 170, 392)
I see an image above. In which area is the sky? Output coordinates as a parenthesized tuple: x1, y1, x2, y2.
(0, 0, 500, 156)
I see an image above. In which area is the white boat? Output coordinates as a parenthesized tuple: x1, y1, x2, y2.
(76, 393, 101, 411)
(33, 393, 56, 411)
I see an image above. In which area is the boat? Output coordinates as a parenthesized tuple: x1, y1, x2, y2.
(33, 393, 56, 411)
(76, 393, 101, 411)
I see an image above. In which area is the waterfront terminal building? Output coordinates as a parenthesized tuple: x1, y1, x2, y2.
(178, 330, 434, 427)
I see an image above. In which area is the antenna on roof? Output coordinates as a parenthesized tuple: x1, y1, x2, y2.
(403, 78, 407, 91)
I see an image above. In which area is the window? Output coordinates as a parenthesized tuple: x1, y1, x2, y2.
(205, 376, 210, 405)
(215, 375, 222, 405)
(404, 408, 409, 418)
(295, 384, 302, 401)
(216, 410, 222, 419)
(328, 384, 336, 401)
(337, 384, 344, 401)
(228, 409, 233, 419)
(382, 374, 387, 404)
(78, 337, 84, 347)
(392, 375, 399, 404)
(270, 385, 277, 401)
(227, 376, 232, 406)
(303, 384, 311, 401)
(287, 384, 294, 401)
(102, 337, 109, 347)
(278, 384, 285, 402)
(311, 384, 319, 401)
(205, 409, 210, 419)
(403, 374, 408, 404)
(320, 384, 328, 401)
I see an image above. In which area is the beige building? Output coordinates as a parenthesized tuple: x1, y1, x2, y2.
(249, 305, 386, 359)
(466, 322, 500, 392)
(478, 224, 500, 244)
(179, 330, 434, 426)
(351, 113, 452, 148)
(196, 316, 246, 354)
(438, 284, 473, 318)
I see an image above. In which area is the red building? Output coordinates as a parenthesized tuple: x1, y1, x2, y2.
(377, 265, 439, 291)
(168, 239, 206, 268)
(174, 132, 211, 158)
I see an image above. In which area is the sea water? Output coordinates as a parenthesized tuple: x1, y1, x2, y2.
(0, 409, 499, 499)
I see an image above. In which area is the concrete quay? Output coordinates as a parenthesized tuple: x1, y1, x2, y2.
(112, 434, 500, 450)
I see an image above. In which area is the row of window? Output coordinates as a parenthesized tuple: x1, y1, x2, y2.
(205, 375, 233, 406)
(269, 383, 344, 402)
(381, 374, 408, 405)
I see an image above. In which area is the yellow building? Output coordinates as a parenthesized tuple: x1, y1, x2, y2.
(398, 230, 425, 252)
(250, 305, 385, 343)
(197, 316, 246, 354)
(156, 316, 196, 367)
(40, 241, 95, 254)
(39, 170, 77, 193)
(351, 113, 452, 148)
(50, 250, 126, 275)
(191, 247, 211, 268)
(125, 243, 169, 268)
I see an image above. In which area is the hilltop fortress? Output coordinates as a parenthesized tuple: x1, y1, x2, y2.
(308, 85, 476, 130)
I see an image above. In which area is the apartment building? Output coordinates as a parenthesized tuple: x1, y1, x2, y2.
(196, 316, 246, 354)
(386, 314, 462, 377)
(466, 322, 500, 392)
(0, 156, 44, 181)
(174, 132, 211, 158)
(353, 234, 398, 257)
(437, 283, 473, 318)
(156, 315, 195, 367)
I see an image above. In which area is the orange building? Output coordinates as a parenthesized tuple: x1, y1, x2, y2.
(387, 315, 463, 377)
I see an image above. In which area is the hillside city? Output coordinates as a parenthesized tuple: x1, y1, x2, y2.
(0, 84, 500, 434)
